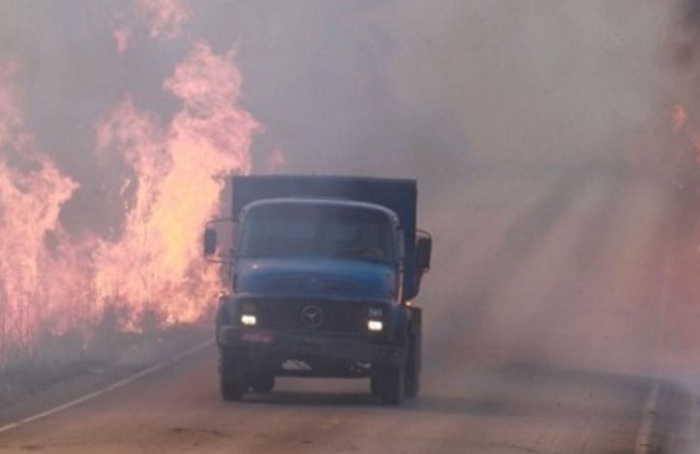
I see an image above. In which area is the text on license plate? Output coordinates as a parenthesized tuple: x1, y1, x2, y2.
(241, 331, 274, 344)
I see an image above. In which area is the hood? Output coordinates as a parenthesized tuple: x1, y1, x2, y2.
(235, 257, 397, 300)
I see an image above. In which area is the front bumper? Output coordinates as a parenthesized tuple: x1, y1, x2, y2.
(217, 324, 406, 367)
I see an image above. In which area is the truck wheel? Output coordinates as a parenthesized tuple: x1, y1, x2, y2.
(405, 332, 421, 398)
(370, 373, 381, 396)
(219, 349, 248, 401)
(251, 371, 275, 394)
(373, 364, 405, 405)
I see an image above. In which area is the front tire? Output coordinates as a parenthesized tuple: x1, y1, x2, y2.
(373, 363, 405, 405)
(219, 349, 248, 401)
(250, 370, 275, 394)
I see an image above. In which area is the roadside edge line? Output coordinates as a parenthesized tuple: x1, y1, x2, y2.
(0, 338, 214, 435)
(635, 381, 660, 454)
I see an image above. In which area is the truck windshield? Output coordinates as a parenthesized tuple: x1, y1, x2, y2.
(239, 203, 395, 263)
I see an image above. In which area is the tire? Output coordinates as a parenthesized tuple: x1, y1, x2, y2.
(219, 349, 248, 401)
(373, 364, 405, 405)
(405, 331, 421, 398)
(405, 307, 422, 399)
(370, 373, 381, 396)
(251, 371, 275, 394)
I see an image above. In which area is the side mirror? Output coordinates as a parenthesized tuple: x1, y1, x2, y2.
(203, 217, 235, 264)
(416, 230, 432, 271)
(204, 228, 217, 256)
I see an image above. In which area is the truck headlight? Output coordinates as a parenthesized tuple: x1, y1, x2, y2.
(367, 306, 384, 332)
(238, 301, 258, 326)
(367, 320, 383, 332)
(241, 314, 257, 326)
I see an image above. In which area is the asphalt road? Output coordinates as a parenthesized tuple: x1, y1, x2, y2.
(0, 344, 651, 454)
(1, 169, 697, 453)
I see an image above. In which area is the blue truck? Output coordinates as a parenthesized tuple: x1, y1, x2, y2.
(204, 175, 432, 404)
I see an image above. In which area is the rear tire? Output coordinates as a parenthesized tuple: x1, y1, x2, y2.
(370, 373, 381, 396)
(219, 349, 248, 401)
(405, 332, 421, 398)
(405, 307, 422, 399)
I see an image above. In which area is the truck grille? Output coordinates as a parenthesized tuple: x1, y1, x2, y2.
(253, 299, 368, 334)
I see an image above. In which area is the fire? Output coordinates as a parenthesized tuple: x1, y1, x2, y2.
(113, 27, 132, 55)
(0, 2, 260, 369)
(93, 43, 258, 327)
(0, 59, 79, 364)
(673, 103, 700, 164)
(138, 0, 190, 40)
(674, 103, 688, 132)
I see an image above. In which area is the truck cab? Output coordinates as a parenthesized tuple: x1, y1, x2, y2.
(205, 175, 431, 404)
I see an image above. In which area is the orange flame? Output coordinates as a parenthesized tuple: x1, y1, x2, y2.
(673, 103, 700, 166)
(0, 6, 259, 368)
(674, 103, 688, 133)
(113, 27, 132, 55)
(139, 0, 190, 40)
(0, 59, 79, 363)
(92, 43, 258, 327)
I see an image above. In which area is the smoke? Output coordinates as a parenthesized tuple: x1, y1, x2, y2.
(1, 0, 700, 378)
(0, 0, 678, 219)
(378, 1, 685, 375)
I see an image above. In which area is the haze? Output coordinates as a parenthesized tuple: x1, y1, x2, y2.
(2, 1, 700, 452)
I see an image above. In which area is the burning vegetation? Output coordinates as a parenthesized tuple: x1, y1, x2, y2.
(0, 58, 80, 367)
(0, 1, 257, 373)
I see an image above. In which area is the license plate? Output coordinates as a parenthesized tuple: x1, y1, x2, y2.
(241, 331, 274, 344)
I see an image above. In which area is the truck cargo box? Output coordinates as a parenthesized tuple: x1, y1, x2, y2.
(231, 175, 416, 230)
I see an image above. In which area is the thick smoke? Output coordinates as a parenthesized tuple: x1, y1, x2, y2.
(0, 0, 675, 224)
(383, 1, 674, 371)
(2, 0, 699, 376)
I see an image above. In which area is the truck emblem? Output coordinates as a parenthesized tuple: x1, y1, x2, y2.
(300, 305, 324, 328)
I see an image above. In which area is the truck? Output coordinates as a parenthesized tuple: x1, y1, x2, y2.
(204, 175, 432, 405)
